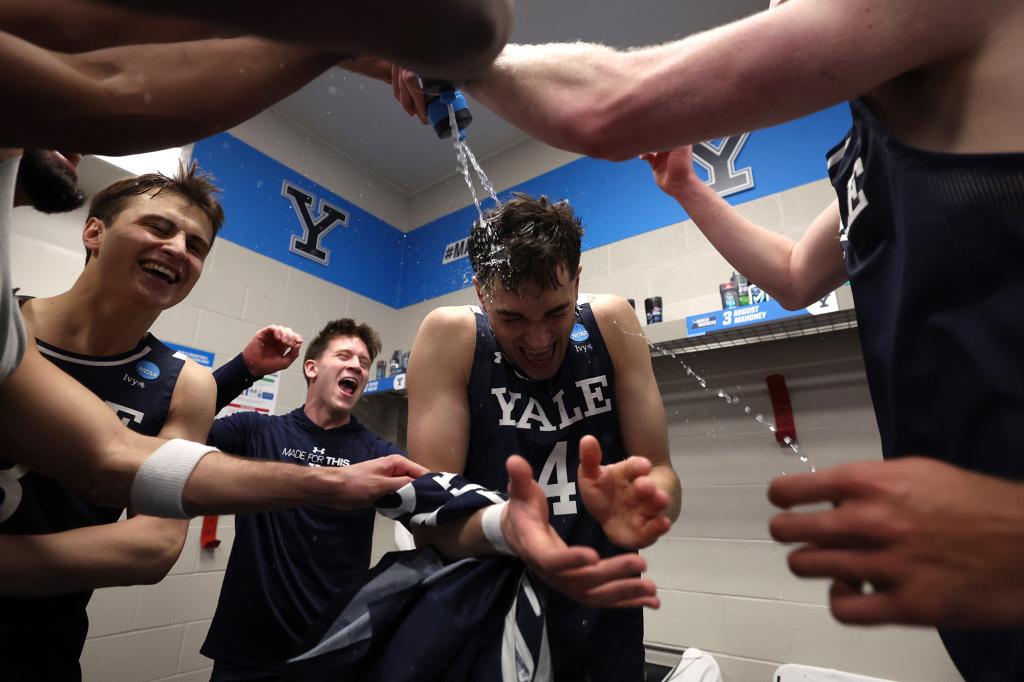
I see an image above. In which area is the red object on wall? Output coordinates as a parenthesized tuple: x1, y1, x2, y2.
(200, 515, 221, 549)
(766, 374, 797, 446)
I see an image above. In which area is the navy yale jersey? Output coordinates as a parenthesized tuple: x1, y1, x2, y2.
(201, 408, 403, 672)
(465, 301, 645, 681)
(0, 331, 186, 681)
(830, 98, 1024, 682)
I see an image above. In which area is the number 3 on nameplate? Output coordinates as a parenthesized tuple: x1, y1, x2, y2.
(538, 441, 577, 515)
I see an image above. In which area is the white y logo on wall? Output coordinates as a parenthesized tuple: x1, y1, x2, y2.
(693, 133, 754, 198)
(282, 181, 349, 266)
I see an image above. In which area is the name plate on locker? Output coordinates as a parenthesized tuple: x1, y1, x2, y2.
(365, 373, 406, 395)
(685, 292, 838, 337)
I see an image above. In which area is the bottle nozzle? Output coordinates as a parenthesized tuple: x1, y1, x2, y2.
(418, 77, 473, 139)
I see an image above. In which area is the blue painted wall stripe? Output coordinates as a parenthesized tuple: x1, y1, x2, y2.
(193, 105, 851, 310)
(193, 135, 407, 305)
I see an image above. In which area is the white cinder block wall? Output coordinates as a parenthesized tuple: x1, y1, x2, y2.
(11, 114, 963, 682)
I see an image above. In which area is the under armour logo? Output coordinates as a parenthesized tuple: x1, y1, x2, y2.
(282, 181, 349, 265)
(312, 446, 326, 455)
(494, 352, 502, 364)
(693, 134, 754, 198)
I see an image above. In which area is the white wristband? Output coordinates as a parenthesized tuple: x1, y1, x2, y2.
(130, 439, 218, 518)
(481, 501, 516, 556)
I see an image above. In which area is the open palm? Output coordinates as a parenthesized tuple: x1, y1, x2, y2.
(577, 435, 671, 549)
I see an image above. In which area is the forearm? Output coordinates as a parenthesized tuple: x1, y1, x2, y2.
(411, 509, 501, 560)
(0, 0, 236, 52)
(2, 33, 338, 154)
(212, 353, 257, 414)
(0, 517, 186, 596)
(469, 38, 773, 160)
(672, 176, 804, 306)
(467, 42, 629, 157)
(650, 464, 681, 523)
(97, 0, 512, 81)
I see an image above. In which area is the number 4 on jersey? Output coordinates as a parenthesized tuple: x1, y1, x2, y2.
(537, 441, 577, 515)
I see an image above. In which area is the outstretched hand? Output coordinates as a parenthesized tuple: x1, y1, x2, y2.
(501, 454, 659, 609)
(241, 325, 303, 377)
(577, 435, 671, 549)
(769, 457, 1024, 628)
(640, 146, 699, 197)
(326, 455, 428, 511)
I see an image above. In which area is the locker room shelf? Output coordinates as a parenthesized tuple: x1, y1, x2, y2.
(366, 289, 857, 395)
(645, 307, 858, 356)
(645, 286, 857, 356)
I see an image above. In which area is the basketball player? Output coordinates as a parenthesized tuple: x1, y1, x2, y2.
(202, 319, 405, 681)
(386, 2, 1024, 678)
(0, 166, 221, 681)
(405, 194, 681, 680)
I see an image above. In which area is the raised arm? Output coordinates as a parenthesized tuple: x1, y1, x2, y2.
(644, 146, 846, 310)
(213, 325, 303, 415)
(464, 0, 986, 159)
(1, 32, 338, 154)
(98, 0, 513, 82)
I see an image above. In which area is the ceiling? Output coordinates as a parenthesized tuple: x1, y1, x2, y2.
(270, 0, 767, 196)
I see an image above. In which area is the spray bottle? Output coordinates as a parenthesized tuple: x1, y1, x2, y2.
(419, 78, 473, 139)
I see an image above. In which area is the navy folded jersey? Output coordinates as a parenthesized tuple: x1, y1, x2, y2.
(289, 472, 552, 682)
(0, 331, 185, 682)
(830, 98, 1024, 682)
(464, 301, 645, 680)
(201, 408, 403, 671)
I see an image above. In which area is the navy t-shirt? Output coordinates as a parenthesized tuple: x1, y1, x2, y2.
(200, 408, 403, 671)
(0, 332, 185, 682)
(830, 98, 1024, 682)
(464, 300, 645, 681)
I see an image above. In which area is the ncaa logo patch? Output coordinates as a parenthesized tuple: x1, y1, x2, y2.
(570, 323, 590, 344)
(136, 360, 160, 382)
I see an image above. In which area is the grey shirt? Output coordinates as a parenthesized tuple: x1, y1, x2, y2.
(0, 157, 27, 384)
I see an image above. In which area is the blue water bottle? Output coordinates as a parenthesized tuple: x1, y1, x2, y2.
(420, 78, 473, 139)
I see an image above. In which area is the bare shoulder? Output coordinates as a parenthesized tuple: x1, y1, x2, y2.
(584, 293, 651, 369)
(586, 293, 642, 334)
(415, 306, 477, 351)
(410, 305, 477, 378)
(170, 359, 216, 409)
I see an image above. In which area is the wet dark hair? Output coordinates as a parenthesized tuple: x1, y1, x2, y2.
(468, 193, 584, 293)
(303, 318, 382, 385)
(85, 160, 224, 263)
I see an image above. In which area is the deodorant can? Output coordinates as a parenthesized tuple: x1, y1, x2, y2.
(749, 283, 767, 304)
(732, 272, 750, 306)
(720, 282, 738, 309)
(644, 297, 663, 324)
(376, 359, 386, 380)
(401, 351, 411, 372)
